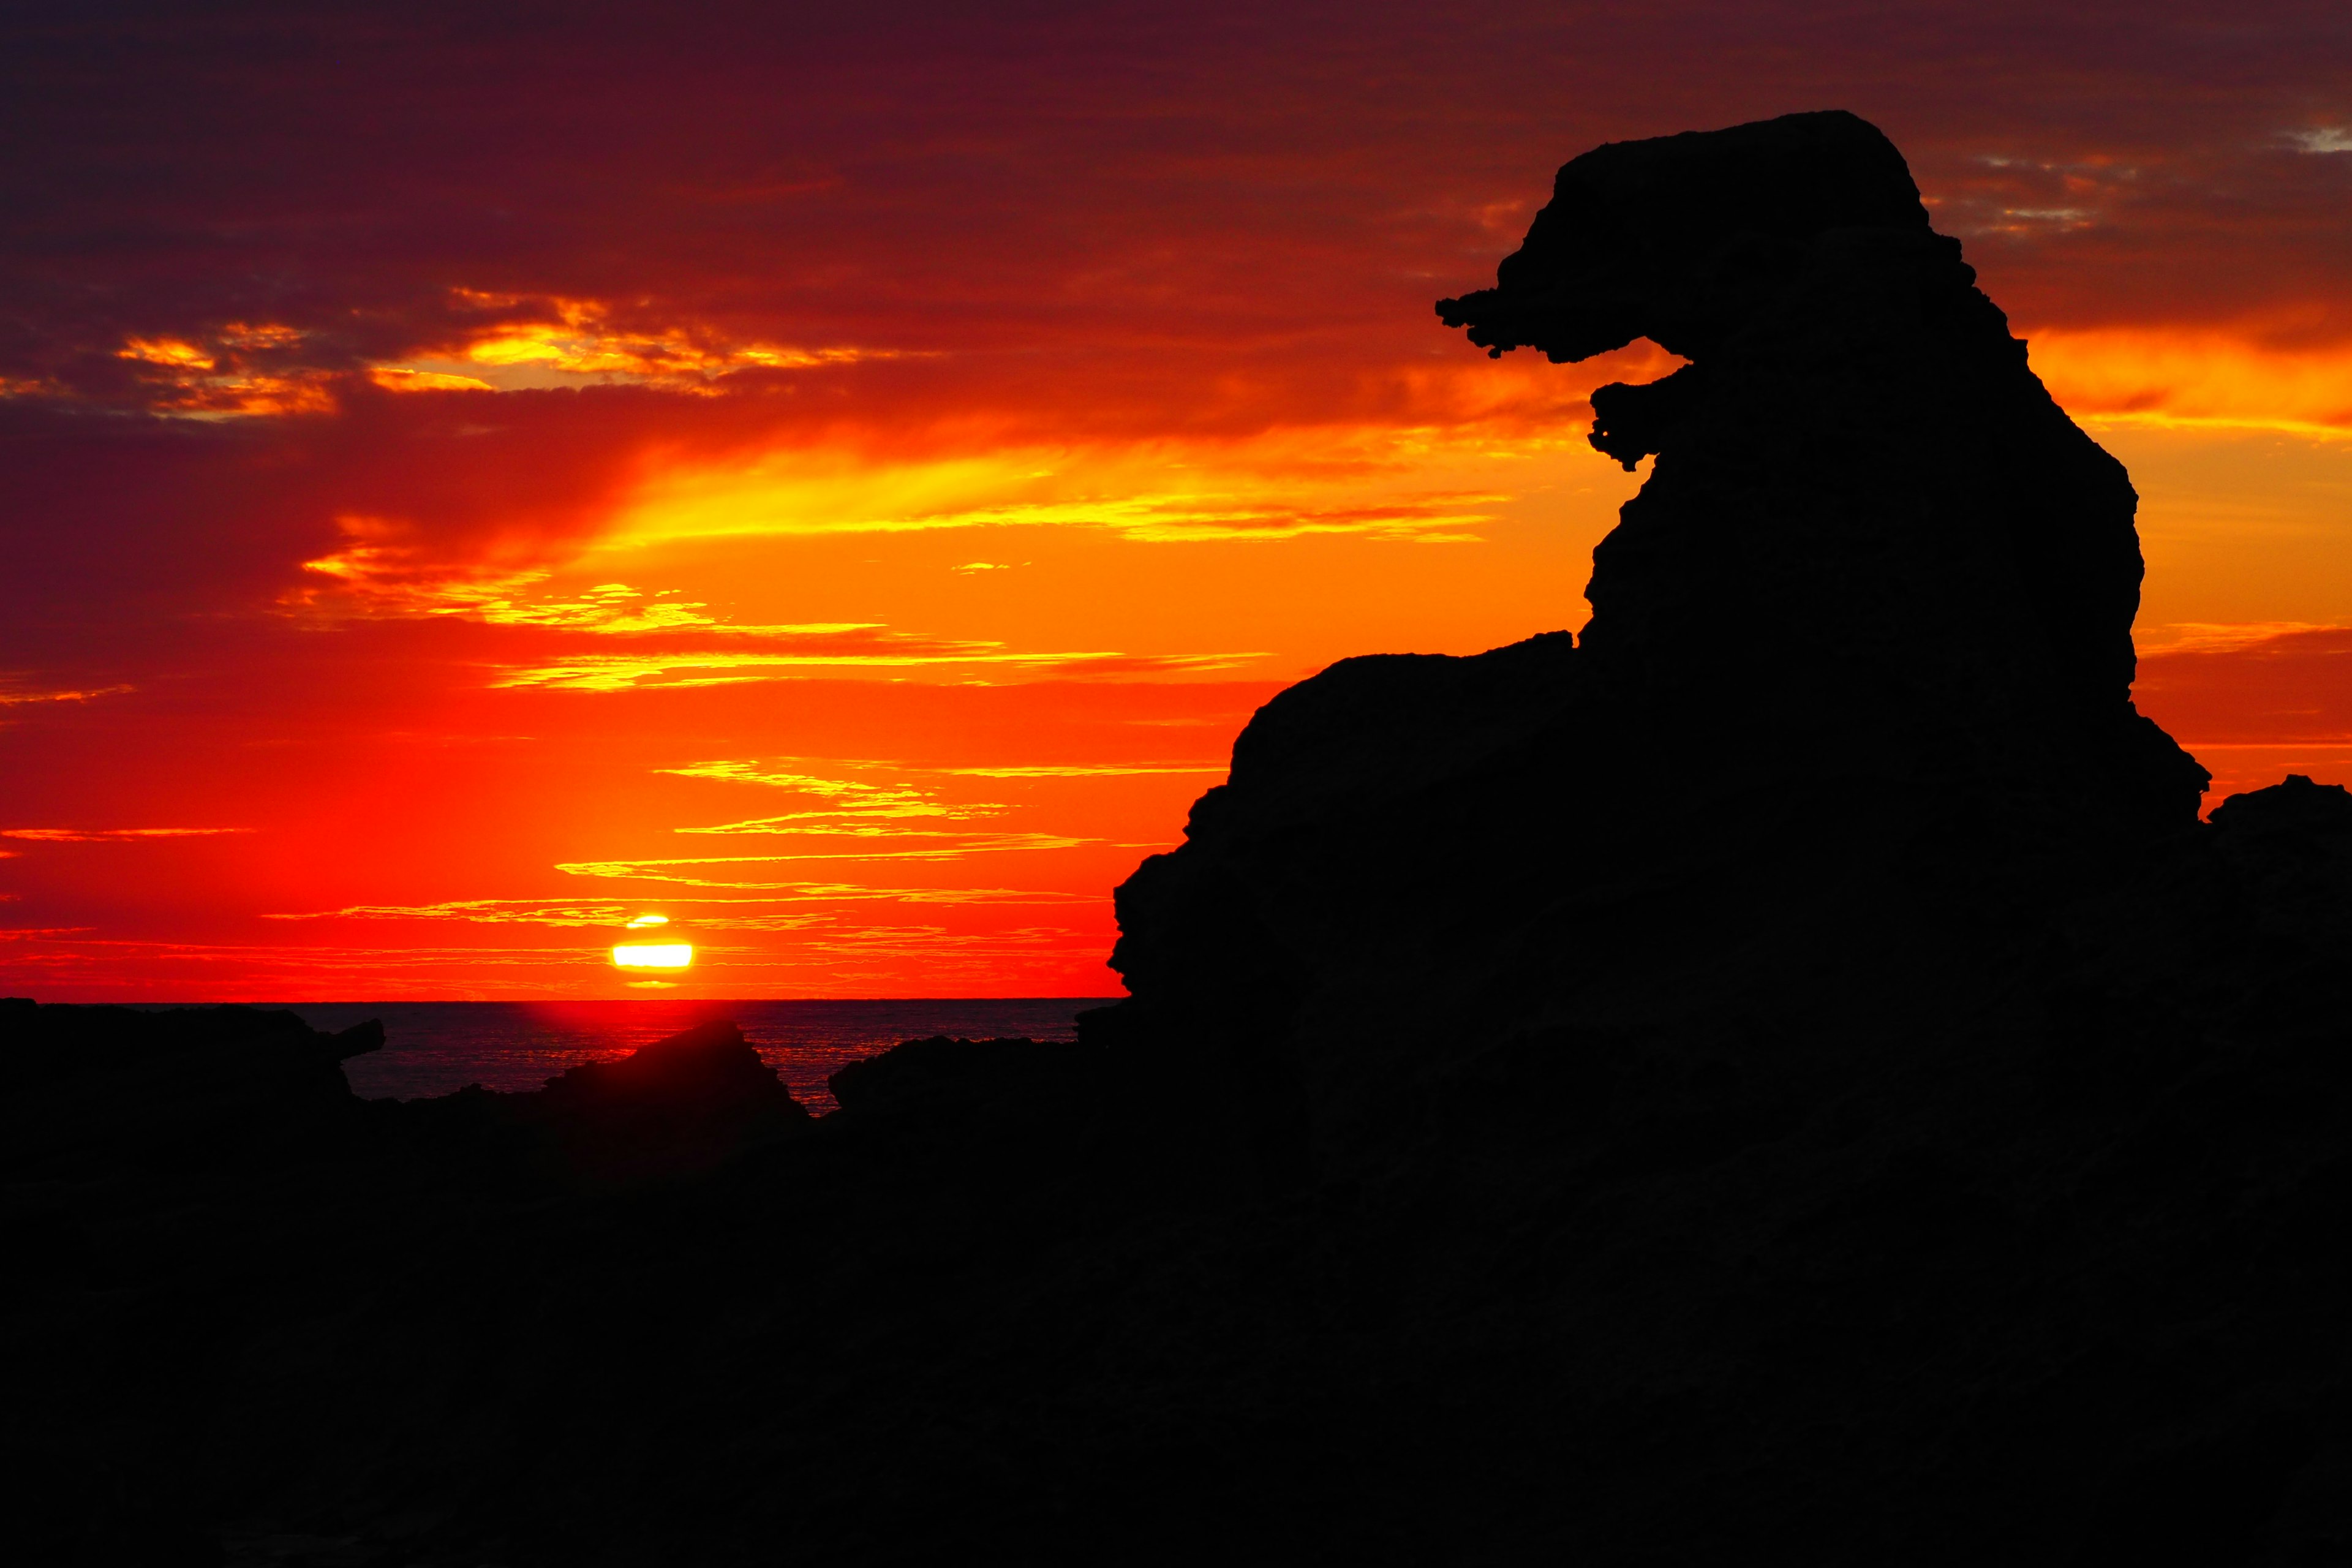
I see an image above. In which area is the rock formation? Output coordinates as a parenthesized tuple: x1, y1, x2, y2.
(1093, 110, 2212, 1177)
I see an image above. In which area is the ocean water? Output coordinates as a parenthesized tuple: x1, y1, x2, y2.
(276, 998, 1118, 1114)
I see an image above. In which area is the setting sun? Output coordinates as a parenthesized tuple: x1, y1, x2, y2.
(611, 943, 693, 970)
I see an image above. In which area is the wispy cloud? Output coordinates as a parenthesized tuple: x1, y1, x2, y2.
(620, 468, 1506, 547)
(373, 290, 895, 394)
(0, 827, 252, 842)
(494, 646, 1255, 692)
(557, 834, 1093, 884)
(289, 519, 888, 636)
(0, 682, 136, 708)
(655, 759, 999, 826)
(104, 325, 336, 418)
(675, 820, 987, 837)
(935, 763, 1225, 777)
(2032, 329, 2352, 437)
(2138, 621, 2342, 655)
(265, 900, 662, 928)
(263, 885, 1093, 926)
(659, 760, 903, 793)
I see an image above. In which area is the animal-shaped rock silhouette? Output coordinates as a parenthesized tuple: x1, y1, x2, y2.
(1093, 111, 2210, 1177)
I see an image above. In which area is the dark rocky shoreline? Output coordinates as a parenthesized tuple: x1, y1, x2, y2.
(9, 111, 2352, 1564)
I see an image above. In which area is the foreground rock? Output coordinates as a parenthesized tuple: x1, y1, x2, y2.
(7, 113, 2352, 1566)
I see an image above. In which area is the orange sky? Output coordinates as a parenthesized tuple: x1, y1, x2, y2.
(3, 2, 2350, 1000)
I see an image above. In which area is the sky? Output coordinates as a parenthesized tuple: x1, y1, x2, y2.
(3, 0, 2350, 1001)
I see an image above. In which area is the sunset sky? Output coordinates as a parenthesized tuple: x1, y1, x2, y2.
(4, 1, 2350, 1001)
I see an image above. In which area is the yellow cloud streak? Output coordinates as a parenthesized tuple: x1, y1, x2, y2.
(655, 758, 1006, 829)
(556, 834, 1094, 884)
(676, 817, 995, 835)
(656, 759, 938, 797)
(117, 336, 216, 369)
(369, 367, 495, 393)
(492, 647, 1253, 692)
(263, 886, 1091, 925)
(371, 293, 888, 392)
(289, 533, 896, 638)
(594, 426, 1541, 555)
(937, 763, 1226, 777)
(2029, 328, 2352, 437)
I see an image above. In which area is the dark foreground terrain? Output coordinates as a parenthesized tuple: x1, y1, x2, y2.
(9, 112, 2352, 1565)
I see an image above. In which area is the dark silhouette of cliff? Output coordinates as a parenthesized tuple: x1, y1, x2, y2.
(8, 113, 2352, 1567)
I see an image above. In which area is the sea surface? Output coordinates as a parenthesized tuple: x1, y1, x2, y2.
(273, 998, 1118, 1113)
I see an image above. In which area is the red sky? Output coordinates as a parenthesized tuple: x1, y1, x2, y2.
(4, 1, 2350, 1000)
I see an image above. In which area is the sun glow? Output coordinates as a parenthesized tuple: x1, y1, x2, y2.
(611, 943, 693, 969)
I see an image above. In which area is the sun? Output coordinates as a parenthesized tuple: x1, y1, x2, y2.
(612, 912, 690, 970)
(611, 942, 692, 970)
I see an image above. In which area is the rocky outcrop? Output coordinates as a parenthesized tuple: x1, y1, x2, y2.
(525, 1017, 809, 1183)
(827, 1035, 1095, 1123)
(0, 1001, 383, 1171)
(1093, 110, 2212, 1177)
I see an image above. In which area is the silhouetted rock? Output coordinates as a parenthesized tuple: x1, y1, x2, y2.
(0, 1003, 382, 1173)
(377, 1017, 813, 1189)
(1096, 108, 2213, 1178)
(827, 1035, 1098, 1122)
(528, 1018, 810, 1183)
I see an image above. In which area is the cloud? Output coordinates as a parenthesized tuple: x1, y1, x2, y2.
(0, 681, 135, 707)
(265, 900, 662, 928)
(263, 885, 1093, 925)
(368, 368, 496, 393)
(606, 438, 1517, 549)
(2135, 624, 2352, 809)
(375, 292, 892, 394)
(102, 330, 338, 419)
(287, 527, 873, 636)
(935, 763, 1225, 777)
(491, 644, 1257, 692)
(2035, 331, 2352, 435)
(673, 821, 982, 837)
(0, 827, 251, 842)
(662, 756, 1226, 782)
(656, 757, 1005, 831)
(2137, 622, 2339, 655)
(2287, 128, 2352, 155)
(2136, 625, 2352, 745)
(556, 834, 1095, 884)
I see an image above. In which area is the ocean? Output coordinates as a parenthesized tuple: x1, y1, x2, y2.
(276, 998, 1118, 1114)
